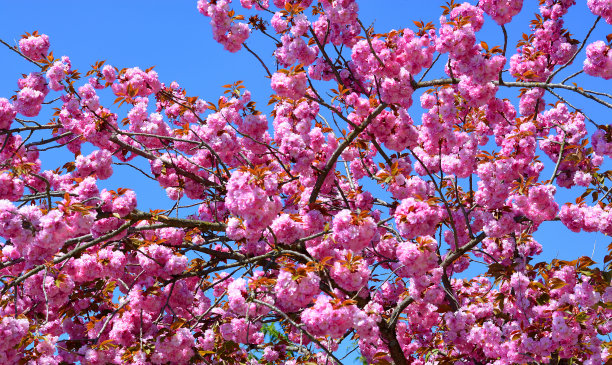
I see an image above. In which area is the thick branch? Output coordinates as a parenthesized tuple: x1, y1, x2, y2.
(114, 209, 226, 232)
(378, 295, 414, 365)
(4, 221, 132, 293)
(441, 232, 486, 269)
(0, 38, 43, 68)
(414, 78, 612, 109)
(309, 103, 387, 204)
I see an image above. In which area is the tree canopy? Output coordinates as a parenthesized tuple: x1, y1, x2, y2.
(1, 0, 612, 364)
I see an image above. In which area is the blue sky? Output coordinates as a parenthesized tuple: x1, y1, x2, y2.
(1, 1, 610, 276)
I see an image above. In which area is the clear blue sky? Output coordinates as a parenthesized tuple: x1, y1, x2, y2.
(0, 1, 610, 272)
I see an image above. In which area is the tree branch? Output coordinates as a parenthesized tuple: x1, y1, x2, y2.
(309, 103, 387, 204)
(252, 299, 345, 365)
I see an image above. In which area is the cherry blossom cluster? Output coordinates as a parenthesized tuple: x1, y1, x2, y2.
(539, 103, 593, 188)
(197, 0, 250, 52)
(0, 0, 611, 363)
(510, 1, 577, 114)
(0, 98, 16, 130)
(588, 0, 612, 24)
(15, 72, 48, 117)
(46, 56, 71, 91)
(18, 33, 50, 61)
(584, 40, 612, 79)
(274, 266, 320, 312)
(300, 295, 357, 338)
(479, 0, 523, 25)
(226, 168, 282, 242)
(436, 3, 507, 107)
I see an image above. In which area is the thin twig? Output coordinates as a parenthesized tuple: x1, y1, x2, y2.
(546, 16, 601, 83)
(243, 43, 272, 78)
(549, 139, 566, 185)
(0, 38, 43, 68)
(252, 299, 345, 365)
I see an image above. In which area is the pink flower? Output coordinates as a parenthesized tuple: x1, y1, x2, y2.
(270, 213, 305, 244)
(332, 209, 377, 252)
(102, 65, 117, 82)
(573, 171, 592, 187)
(394, 198, 442, 239)
(150, 328, 195, 364)
(271, 71, 308, 99)
(396, 236, 438, 277)
(588, 0, 612, 24)
(593, 129, 612, 157)
(0, 98, 16, 130)
(112, 189, 137, 217)
(0, 174, 24, 201)
(271, 12, 288, 33)
(274, 268, 320, 311)
(197, 0, 251, 52)
(301, 295, 356, 338)
(19, 33, 50, 61)
(329, 257, 370, 291)
(220, 318, 263, 344)
(0, 317, 30, 362)
(584, 40, 612, 80)
(111, 67, 161, 97)
(514, 184, 559, 223)
(78, 83, 100, 111)
(225, 169, 282, 239)
(74, 149, 113, 180)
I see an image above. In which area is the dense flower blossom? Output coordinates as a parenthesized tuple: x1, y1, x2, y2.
(396, 236, 438, 278)
(111, 67, 161, 97)
(225, 168, 282, 239)
(0, 317, 30, 362)
(0, 174, 24, 201)
(271, 71, 308, 99)
(46, 56, 71, 91)
(332, 209, 377, 252)
(301, 295, 357, 337)
(197, 0, 251, 52)
(274, 267, 320, 312)
(588, 0, 612, 24)
(15, 73, 48, 117)
(0, 1, 610, 364)
(74, 149, 113, 180)
(584, 40, 612, 79)
(479, 0, 523, 25)
(0, 98, 16, 130)
(18, 33, 50, 61)
(394, 198, 442, 239)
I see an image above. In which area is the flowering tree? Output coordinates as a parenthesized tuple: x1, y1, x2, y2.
(1, 0, 612, 364)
